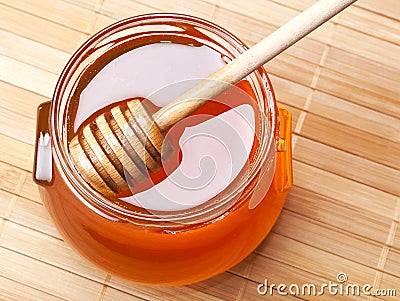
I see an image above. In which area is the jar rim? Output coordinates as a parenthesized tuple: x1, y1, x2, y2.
(50, 13, 279, 224)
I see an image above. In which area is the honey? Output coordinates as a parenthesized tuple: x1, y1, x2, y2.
(34, 14, 292, 285)
(67, 34, 262, 209)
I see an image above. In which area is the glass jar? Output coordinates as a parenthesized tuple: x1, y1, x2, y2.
(33, 13, 292, 285)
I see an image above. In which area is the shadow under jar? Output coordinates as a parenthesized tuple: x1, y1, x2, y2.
(33, 14, 293, 285)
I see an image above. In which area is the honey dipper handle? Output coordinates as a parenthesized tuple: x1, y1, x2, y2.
(153, 0, 356, 131)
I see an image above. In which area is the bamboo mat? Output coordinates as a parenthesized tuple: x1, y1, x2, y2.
(0, 0, 399, 300)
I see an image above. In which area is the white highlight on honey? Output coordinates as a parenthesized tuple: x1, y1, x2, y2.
(122, 104, 255, 211)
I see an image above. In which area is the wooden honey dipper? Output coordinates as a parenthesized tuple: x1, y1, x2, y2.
(69, 0, 357, 196)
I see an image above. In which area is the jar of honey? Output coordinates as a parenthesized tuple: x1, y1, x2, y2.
(33, 13, 292, 285)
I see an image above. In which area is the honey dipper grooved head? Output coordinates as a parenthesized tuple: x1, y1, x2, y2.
(69, 98, 168, 196)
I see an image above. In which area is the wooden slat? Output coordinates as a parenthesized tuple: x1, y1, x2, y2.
(19, 173, 42, 203)
(0, 30, 70, 74)
(9, 196, 61, 239)
(0, 222, 106, 283)
(266, 53, 317, 87)
(100, 0, 219, 21)
(0, 0, 399, 299)
(299, 113, 400, 169)
(102, 287, 144, 301)
(294, 136, 400, 195)
(62, 0, 97, 11)
(269, 37, 325, 66)
(293, 161, 398, 220)
(108, 274, 238, 301)
(0, 163, 39, 207)
(0, 56, 58, 98)
(309, 91, 400, 144)
(395, 230, 400, 249)
(0, 4, 84, 53)
(213, 8, 277, 51)
(379, 272, 400, 301)
(324, 46, 400, 86)
(284, 186, 393, 245)
(316, 68, 399, 119)
(271, 76, 311, 109)
(188, 273, 247, 301)
(0, 81, 47, 120)
(91, 13, 116, 34)
(0, 161, 24, 195)
(269, 0, 327, 12)
(0, 276, 65, 301)
(338, 5, 400, 45)
(257, 233, 377, 287)
(0, 190, 13, 218)
(134, 0, 217, 20)
(0, 134, 33, 172)
(272, 210, 383, 269)
(384, 249, 400, 277)
(356, 0, 400, 21)
(330, 25, 400, 70)
(0, 0, 93, 33)
(0, 246, 103, 300)
(0, 106, 36, 146)
(100, 0, 160, 19)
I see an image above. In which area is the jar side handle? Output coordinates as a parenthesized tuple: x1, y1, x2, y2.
(33, 101, 54, 186)
(275, 106, 293, 192)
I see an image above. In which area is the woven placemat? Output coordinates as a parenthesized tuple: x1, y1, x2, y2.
(0, 0, 399, 300)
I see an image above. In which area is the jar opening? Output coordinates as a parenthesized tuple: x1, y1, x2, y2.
(51, 13, 278, 225)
